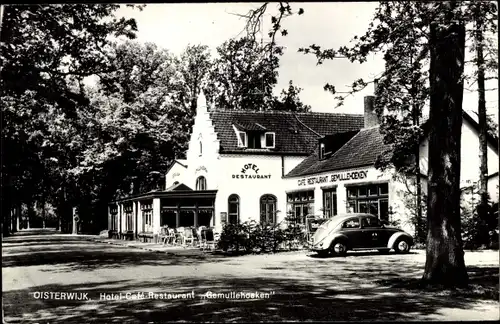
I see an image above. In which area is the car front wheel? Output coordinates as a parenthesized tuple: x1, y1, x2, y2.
(331, 241, 348, 257)
(394, 238, 411, 254)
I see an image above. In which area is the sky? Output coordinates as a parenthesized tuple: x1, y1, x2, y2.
(115, 2, 498, 121)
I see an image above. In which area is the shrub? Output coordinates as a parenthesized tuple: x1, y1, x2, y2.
(462, 199, 498, 250)
(217, 223, 250, 253)
(217, 220, 307, 254)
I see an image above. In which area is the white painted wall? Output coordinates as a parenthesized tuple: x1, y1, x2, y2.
(214, 154, 291, 230)
(165, 162, 188, 189)
(488, 174, 499, 202)
(419, 117, 499, 190)
(284, 166, 423, 235)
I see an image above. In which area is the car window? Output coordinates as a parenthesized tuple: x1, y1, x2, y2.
(342, 218, 360, 229)
(361, 217, 381, 228)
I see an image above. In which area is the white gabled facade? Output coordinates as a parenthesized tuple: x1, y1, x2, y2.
(113, 91, 498, 240)
(163, 92, 308, 231)
(283, 113, 499, 237)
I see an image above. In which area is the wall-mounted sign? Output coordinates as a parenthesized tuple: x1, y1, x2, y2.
(298, 170, 368, 187)
(196, 166, 208, 173)
(232, 163, 271, 179)
(220, 212, 227, 223)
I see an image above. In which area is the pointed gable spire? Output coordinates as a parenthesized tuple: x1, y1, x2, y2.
(197, 90, 208, 115)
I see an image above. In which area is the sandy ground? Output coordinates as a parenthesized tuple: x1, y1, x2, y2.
(2, 230, 499, 322)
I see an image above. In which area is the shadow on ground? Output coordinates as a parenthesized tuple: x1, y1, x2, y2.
(3, 269, 498, 323)
(2, 234, 233, 270)
(3, 232, 498, 322)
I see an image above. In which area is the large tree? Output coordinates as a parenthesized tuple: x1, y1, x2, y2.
(1, 4, 139, 235)
(173, 44, 212, 114)
(423, 1, 468, 286)
(238, 1, 498, 287)
(465, 1, 498, 246)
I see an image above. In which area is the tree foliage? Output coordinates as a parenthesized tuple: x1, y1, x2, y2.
(1, 4, 139, 234)
(205, 37, 281, 110)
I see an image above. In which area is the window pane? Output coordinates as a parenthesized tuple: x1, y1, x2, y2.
(332, 193, 338, 216)
(368, 200, 379, 216)
(239, 132, 246, 146)
(362, 217, 380, 228)
(368, 185, 378, 196)
(379, 183, 389, 195)
(229, 203, 238, 214)
(347, 201, 356, 213)
(265, 133, 274, 147)
(348, 188, 357, 197)
(358, 187, 367, 197)
(343, 218, 360, 229)
(324, 192, 331, 209)
(379, 199, 389, 221)
(358, 201, 368, 213)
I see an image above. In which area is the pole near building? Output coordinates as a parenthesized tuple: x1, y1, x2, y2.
(72, 207, 79, 235)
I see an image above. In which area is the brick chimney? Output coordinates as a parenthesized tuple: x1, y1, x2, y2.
(363, 79, 381, 128)
(364, 95, 379, 128)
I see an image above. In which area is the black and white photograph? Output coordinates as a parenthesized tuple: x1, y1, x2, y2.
(1, 2, 499, 322)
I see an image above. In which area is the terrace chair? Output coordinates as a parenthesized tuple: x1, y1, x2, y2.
(202, 228, 218, 252)
(158, 227, 168, 245)
(183, 227, 195, 247)
(165, 228, 176, 245)
(196, 226, 207, 249)
(174, 227, 185, 246)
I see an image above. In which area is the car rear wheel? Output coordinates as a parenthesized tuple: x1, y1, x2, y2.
(394, 238, 411, 254)
(331, 241, 347, 257)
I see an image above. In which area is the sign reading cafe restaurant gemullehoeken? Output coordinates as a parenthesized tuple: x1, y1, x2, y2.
(232, 163, 272, 179)
(297, 170, 368, 186)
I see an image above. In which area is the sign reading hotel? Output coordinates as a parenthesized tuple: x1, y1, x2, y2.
(232, 163, 271, 179)
(297, 170, 368, 186)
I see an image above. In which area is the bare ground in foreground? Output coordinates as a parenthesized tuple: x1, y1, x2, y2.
(2, 230, 499, 322)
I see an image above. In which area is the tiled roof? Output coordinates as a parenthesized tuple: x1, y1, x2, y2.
(209, 110, 364, 155)
(165, 183, 192, 191)
(286, 126, 391, 177)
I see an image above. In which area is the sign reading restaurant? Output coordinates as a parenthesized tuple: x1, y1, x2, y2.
(232, 163, 272, 179)
(297, 170, 368, 186)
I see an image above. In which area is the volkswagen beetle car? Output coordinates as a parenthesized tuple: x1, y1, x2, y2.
(311, 213, 413, 257)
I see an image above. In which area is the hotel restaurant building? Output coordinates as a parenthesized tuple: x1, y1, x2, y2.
(108, 92, 499, 240)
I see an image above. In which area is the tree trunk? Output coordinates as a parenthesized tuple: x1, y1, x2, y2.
(422, 14, 468, 287)
(475, 10, 489, 247)
(15, 204, 20, 232)
(72, 207, 78, 235)
(26, 201, 32, 230)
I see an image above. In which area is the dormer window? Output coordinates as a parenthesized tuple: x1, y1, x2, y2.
(237, 131, 247, 147)
(319, 143, 326, 160)
(233, 124, 275, 149)
(264, 132, 275, 148)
